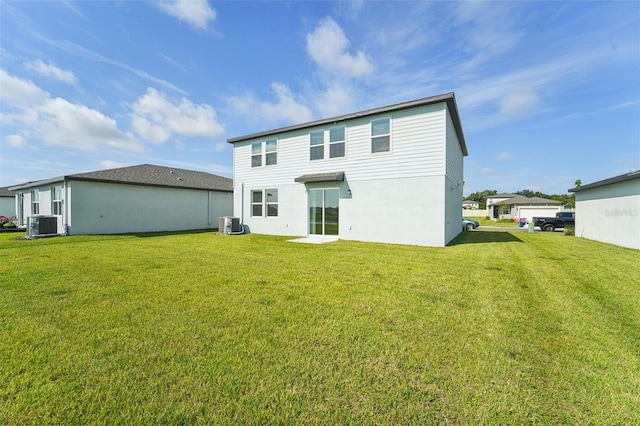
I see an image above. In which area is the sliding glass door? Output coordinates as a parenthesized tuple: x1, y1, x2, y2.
(308, 188, 339, 236)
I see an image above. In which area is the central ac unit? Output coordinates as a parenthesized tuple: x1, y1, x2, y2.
(218, 216, 242, 235)
(28, 215, 58, 237)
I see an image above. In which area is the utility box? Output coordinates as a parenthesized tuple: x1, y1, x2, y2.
(28, 216, 58, 237)
(218, 216, 241, 235)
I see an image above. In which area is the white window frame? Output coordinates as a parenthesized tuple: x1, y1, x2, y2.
(251, 139, 278, 167)
(52, 185, 62, 215)
(31, 190, 40, 215)
(266, 189, 278, 217)
(265, 138, 278, 166)
(329, 126, 345, 159)
(371, 117, 391, 154)
(310, 130, 324, 161)
(251, 142, 262, 168)
(251, 190, 263, 217)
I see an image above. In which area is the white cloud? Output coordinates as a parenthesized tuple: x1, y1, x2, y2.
(476, 168, 496, 176)
(0, 69, 143, 153)
(215, 142, 226, 152)
(454, 1, 523, 70)
(130, 87, 224, 144)
(5, 134, 27, 149)
(500, 88, 540, 118)
(228, 82, 314, 127)
(0, 69, 49, 107)
(314, 84, 354, 118)
(155, 0, 216, 31)
(99, 160, 127, 169)
(24, 60, 77, 85)
(306, 17, 374, 78)
(496, 152, 513, 162)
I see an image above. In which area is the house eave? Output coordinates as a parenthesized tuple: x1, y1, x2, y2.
(227, 92, 468, 156)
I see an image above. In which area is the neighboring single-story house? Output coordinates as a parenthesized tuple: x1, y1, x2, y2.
(0, 186, 16, 218)
(487, 193, 561, 222)
(227, 92, 468, 247)
(463, 199, 479, 209)
(9, 164, 233, 236)
(569, 171, 640, 250)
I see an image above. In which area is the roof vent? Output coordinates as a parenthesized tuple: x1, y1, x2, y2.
(177, 177, 183, 181)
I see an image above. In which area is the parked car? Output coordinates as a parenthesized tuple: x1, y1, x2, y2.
(533, 211, 575, 232)
(463, 217, 479, 231)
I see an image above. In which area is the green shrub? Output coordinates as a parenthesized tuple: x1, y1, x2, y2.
(564, 225, 575, 236)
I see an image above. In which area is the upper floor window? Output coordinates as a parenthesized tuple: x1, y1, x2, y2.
(310, 131, 324, 161)
(52, 186, 62, 215)
(309, 126, 345, 161)
(31, 190, 40, 215)
(251, 138, 278, 167)
(371, 118, 390, 153)
(329, 126, 345, 158)
(265, 138, 278, 165)
(251, 142, 262, 167)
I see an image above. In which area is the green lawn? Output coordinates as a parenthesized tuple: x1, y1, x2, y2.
(1, 230, 639, 424)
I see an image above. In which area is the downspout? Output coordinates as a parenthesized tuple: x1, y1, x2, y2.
(241, 182, 244, 225)
(63, 181, 69, 235)
(208, 190, 211, 226)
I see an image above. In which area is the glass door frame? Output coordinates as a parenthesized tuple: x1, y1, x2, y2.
(308, 188, 339, 236)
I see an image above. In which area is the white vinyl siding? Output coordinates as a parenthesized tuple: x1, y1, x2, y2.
(233, 103, 448, 187)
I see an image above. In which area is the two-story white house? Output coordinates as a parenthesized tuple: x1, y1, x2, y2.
(228, 93, 468, 247)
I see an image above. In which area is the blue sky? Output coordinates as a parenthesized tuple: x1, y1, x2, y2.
(1, 0, 638, 196)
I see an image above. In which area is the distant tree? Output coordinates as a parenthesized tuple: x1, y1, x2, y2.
(574, 179, 582, 187)
(465, 189, 497, 209)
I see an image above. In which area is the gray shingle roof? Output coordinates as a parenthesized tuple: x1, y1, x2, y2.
(227, 92, 468, 156)
(0, 186, 15, 197)
(496, 195, 559, 205)
(9, 164, 233, 192)
(569, 170, 640, 192)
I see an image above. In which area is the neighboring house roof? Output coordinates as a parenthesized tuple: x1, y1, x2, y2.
(489, 193, 518, 199)
(8, 164, 233, 192)
(227, 92, 468, 156)
(491, 194, 559, 205)
(569, 170, 640, 192)
(0, 186, 15, 197)
(462, 199, 478, 204)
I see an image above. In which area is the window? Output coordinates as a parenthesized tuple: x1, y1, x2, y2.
(265, 138, 278, 165)
(52, 186, 62, 215)
(251, 142, 262, 167)
(31, 190, 39, 215)
(371, 118, 390, 153)
(310, 130, 324, 161)
(329, 126, 345, 158)
(251, 190, 263, 216)
(266, 189, 278, 217)
(251, 139, 278, 167)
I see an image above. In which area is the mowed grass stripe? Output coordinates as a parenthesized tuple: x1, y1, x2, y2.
(0, 231, 638, 424)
